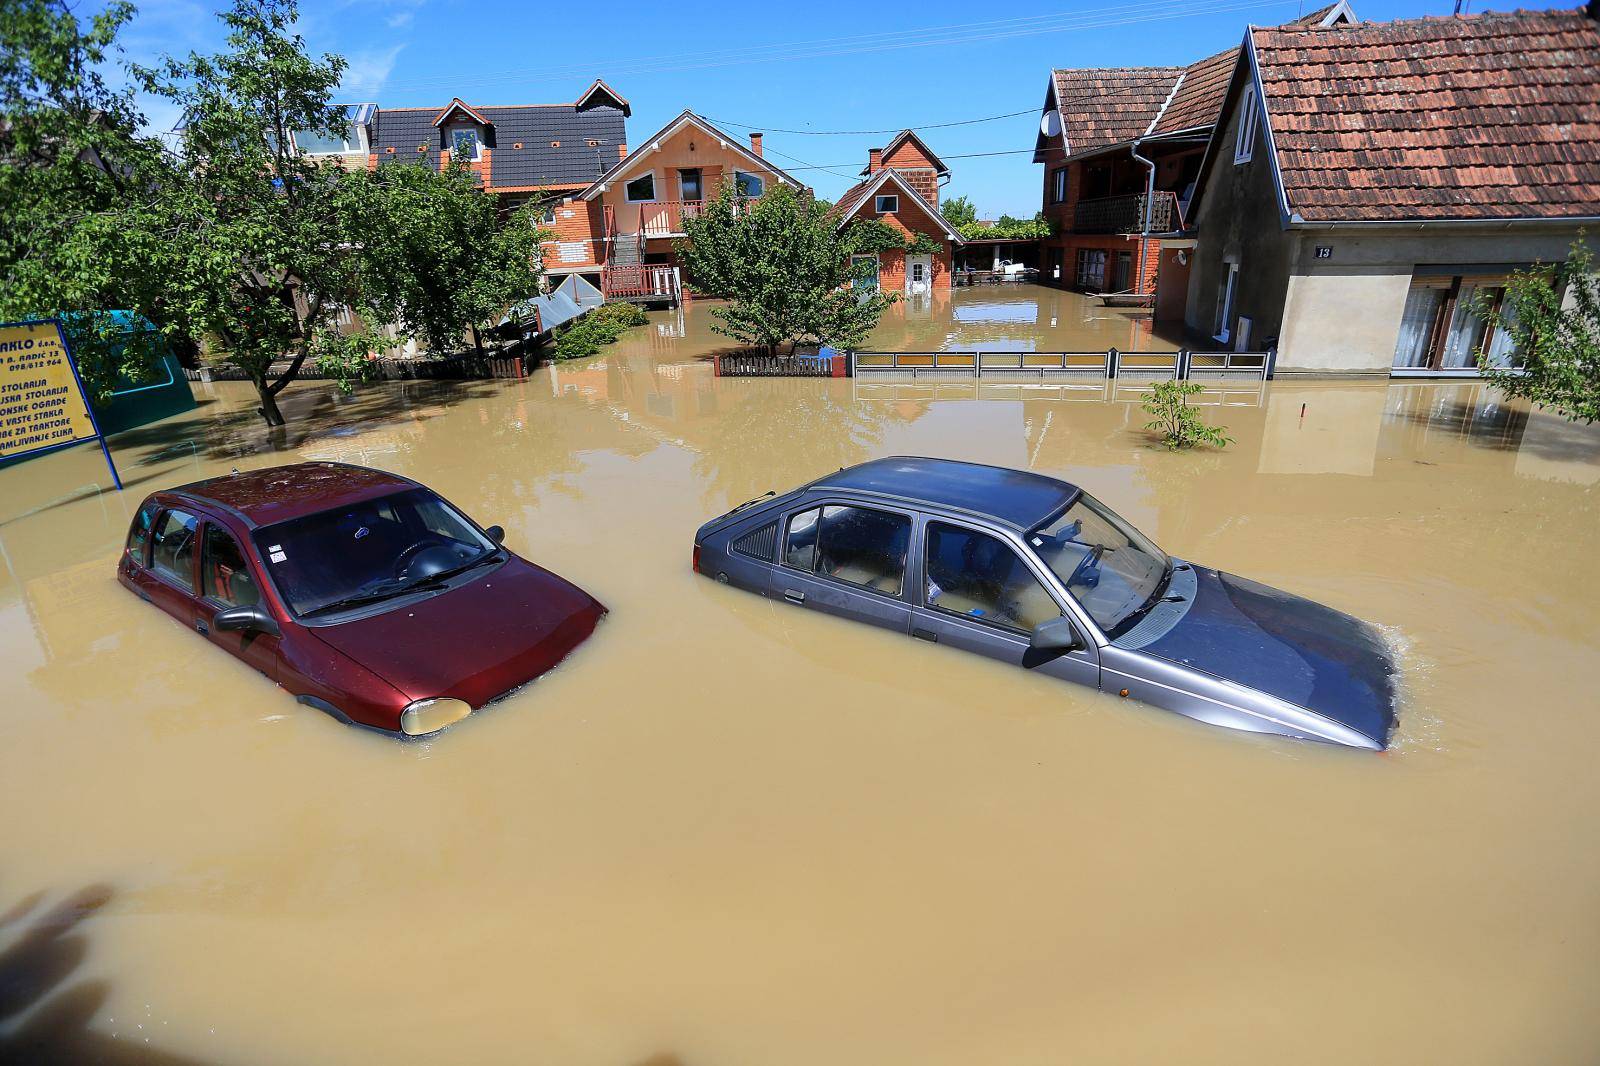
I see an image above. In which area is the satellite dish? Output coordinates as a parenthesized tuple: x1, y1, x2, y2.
(1040, 110, 1062, 139)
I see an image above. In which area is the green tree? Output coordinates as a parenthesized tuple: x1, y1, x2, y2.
(678, 183, 896, 354)
(127, 0, 367, 425)
(341, 160, 548, 357)
(940, 194, 977, 229)
(1141, 380, 1233, 450)
(1476, 240, 1600, 424)
(0, 0, 172, 403)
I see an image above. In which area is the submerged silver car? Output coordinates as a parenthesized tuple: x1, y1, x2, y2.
(693, 457, 1397, 750)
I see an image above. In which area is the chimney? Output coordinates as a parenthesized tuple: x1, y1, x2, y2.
(749, 132, 763, 157)
(868, 147, 883, 173)
(1589, 0, 1598, 21)
(618, 141, 628, 160)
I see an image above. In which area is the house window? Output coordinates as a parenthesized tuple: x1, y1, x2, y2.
(851, 254, 880, 292)
(874, 194, 899, 214)
(1051, 167, 1068, 204)
(1214, 261, 1240, 341)
(625, 172, 656, 202)
(735, 170, 765, 198)
(1234, 85, 1258, 164)
(1392, 275, 1520, 371)
(1074, 248, 1107, 291)
(452, 127, 480, 160)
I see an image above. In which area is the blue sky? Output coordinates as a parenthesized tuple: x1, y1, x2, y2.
(112, 0, 1569, 216)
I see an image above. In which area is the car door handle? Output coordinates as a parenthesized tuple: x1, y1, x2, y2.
(913, 628, 938, 642)
(195, 620, 209, 635)
(784, 589, 806, 604)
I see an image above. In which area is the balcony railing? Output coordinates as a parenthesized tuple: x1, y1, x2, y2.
(1072, 191, 1181, 235)
(640, 200, 705, 237)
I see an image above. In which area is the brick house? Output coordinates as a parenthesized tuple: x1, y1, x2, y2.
(829, 131, 965, 294)
(1183, 4, 1600, 375)
(1032, 2, 1355, 318)
(570, 111, 809, 297)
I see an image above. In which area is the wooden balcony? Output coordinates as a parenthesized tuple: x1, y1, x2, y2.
(602, 264, 684, 304)
(1072, 191, 1182, 235)
(639, 200, 706, 237)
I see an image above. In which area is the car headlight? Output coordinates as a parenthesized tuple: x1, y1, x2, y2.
(400, 697, 472, 737)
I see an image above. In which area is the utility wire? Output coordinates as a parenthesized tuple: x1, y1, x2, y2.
(702, 107, 1041, 137)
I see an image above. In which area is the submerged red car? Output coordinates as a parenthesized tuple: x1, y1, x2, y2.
(117, 462, 605, 736)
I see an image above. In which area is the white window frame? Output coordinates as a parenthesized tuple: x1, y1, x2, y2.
(1214, 261, 1240, 342)
(734, 170, 765, 198)
(451, 126, 481, 161)
(624, 171, 657, 203)
(1051, 167, 1068, 204)
(1234, 85, 1258, 165)
(874, 194, 900, 214)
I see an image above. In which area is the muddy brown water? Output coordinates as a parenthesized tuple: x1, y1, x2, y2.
(2, 287, 1598, 1064)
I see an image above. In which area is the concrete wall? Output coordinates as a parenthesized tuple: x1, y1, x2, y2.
(1184, 89, 1294, 347)
(1274, 228, 1592, 374)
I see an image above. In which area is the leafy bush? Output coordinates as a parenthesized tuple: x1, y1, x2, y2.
(551, 301, 649, 361)
(1476, 239, 1600, 423)
(1141, 380, 1233, 450)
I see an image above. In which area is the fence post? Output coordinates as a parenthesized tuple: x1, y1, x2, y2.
(1265, 345, 1278, 380)
(1106, 347, 1119, 379)
(1177, 349, 1190, 379)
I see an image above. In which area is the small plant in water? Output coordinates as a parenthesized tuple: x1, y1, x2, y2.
(1141, 379, 1234, 450)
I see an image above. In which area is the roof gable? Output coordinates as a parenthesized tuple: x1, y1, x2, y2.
(1252, 8, 1600, 222)
(867, 130, 950, 176)
(831, 170, 965, 243)
(579, 111, 803, 200)
(432, 98, 492, 128)
(575, 79, 631, 117)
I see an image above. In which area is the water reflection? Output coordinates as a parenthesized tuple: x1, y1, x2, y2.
(2, 285, 1599, 1065)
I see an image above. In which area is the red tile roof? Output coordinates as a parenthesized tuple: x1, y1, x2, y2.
(1254, 8, 1600, 221)
(1051, 67, 1184, 156)
(1152, 46, 1239, 135)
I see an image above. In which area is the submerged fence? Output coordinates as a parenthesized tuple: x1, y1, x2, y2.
(848, 348, 1273, 382)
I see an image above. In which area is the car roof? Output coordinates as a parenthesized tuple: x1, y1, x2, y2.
(807, 457, 1079, 531)
(168, 462, 420, 529)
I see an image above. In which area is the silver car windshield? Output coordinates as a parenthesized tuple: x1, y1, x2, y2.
(1029, 494, 1169, 635)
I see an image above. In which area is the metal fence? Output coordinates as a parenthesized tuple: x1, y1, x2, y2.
(849, 347, 1272, 382)
(715, 352, 836, 377)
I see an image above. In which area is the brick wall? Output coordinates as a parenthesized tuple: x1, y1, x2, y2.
(539, 198, 605, 270)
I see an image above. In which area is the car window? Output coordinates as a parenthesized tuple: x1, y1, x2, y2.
(125, 502, 159, 565)
(785, 508, 820, 571)
(253, 488, 496, 616)
(150, 509, 199, 592)
(1031, 493, 1168, 637)
(202, 524, 261, 608)
(924, 522, 1061, 633)
(813, 505, 910, 596)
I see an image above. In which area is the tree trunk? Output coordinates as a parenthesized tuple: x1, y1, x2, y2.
(255, 379, 286, 426)
(470, 324, 485, 357)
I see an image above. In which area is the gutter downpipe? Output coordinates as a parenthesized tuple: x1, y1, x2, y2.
(1130, 136, 1157, 296)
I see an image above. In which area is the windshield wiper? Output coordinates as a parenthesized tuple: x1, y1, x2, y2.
(396, 550, 501, 592)
(301, 589, 410, 617)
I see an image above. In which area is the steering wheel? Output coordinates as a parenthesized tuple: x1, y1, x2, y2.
(392, 540, 439, 580)
(1066, 544, 1105, 589)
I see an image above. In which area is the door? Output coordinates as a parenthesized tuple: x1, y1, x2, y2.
(678, 168, 702, 203)
(772, 503, 914, 634)
(143, 507, 202, 626)
(910, 519, 1099, 690)
(198, 520, 281, 679)
(851, 254, 880, 292)
(905, 255, 932, 296)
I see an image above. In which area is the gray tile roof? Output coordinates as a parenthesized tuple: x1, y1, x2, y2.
(368, 102, 626, 190)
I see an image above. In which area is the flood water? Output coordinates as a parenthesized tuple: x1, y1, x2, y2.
(2, 286, 1598, 1064)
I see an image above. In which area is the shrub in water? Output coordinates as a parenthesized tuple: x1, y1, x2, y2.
(552, 302, 649, 361)
(1141, 379, 1234, 450)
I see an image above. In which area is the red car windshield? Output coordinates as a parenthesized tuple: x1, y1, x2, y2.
(253, 488, 496, 617)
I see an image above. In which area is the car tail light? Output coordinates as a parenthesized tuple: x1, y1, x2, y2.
(692, 543, 702, 574)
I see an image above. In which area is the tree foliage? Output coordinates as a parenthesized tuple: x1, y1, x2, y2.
(123, 0, 369, 425)
(957, 213, 1052, 241)
(1477, 240, 1600, 424)
(678, 184, 897, 353)
(1141, 379, 1233, 450)
(940, 195, 978, 229)
(551, 301, 648, 361)
(340, 160, 548, 357)
(0, 0, 172, 403)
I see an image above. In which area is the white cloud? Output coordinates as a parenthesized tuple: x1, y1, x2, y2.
(340, 44, 405, 96)
(386, 10, 415, 28)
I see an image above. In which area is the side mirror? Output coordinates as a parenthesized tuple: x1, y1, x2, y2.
(485, 525, 505, 544)
(213, 604, 281, 638)
(1030, 616, 1082, 652)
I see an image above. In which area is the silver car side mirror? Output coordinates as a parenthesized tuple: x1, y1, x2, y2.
(1030, 616, 1082, 652)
